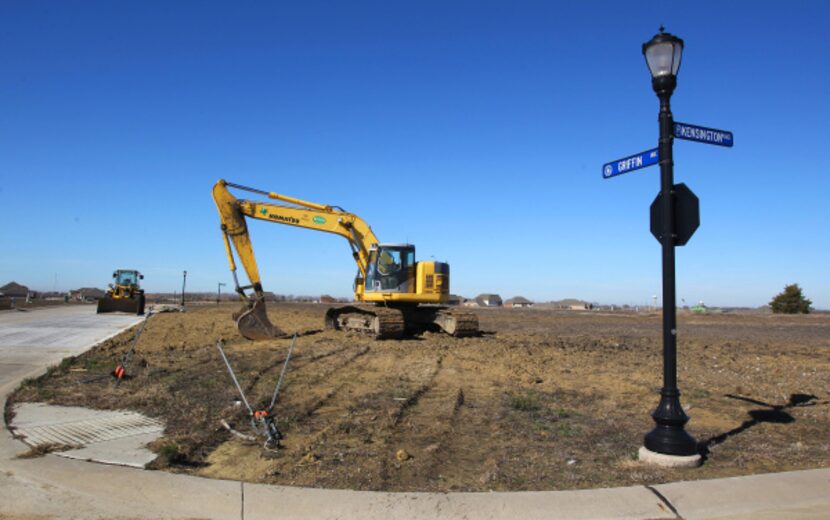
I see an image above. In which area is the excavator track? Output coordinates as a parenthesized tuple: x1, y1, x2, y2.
(325, 305, 406, 340)
(431, 309, 479, 337)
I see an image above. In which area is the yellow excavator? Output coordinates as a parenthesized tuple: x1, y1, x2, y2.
(212, 180, 478, 340)
(97, 269, 146, 315)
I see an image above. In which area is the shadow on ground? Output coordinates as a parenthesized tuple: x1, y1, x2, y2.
(699, 393, 819, 459)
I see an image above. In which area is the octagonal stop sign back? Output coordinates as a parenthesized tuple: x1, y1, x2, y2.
(650, 183, 700, 246)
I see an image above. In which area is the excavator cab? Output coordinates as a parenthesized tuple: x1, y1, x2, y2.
(365, 244, 416, 293)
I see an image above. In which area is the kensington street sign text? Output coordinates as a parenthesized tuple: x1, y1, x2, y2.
(673, 122, 734, 147)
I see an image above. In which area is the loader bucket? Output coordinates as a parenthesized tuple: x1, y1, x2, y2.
(97, 295, 145, 315)
(234, 299, 285, 340)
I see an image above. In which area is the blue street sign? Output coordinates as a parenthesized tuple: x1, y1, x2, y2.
(602, 148, 659, 179)
(673, 122, 734, 147)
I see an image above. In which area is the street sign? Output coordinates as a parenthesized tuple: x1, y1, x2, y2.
(673, 122, 733, 147)
(602, 148, 659, 179)
(650, 183, 700, 246)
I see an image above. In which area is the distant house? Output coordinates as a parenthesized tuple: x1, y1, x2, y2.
(475, 294, 503, 307)
(70, 288, 107, 301)
(551, 298, 593, 310)
(505, 296, 533, 308)
(0, 281, 30, 298)
(446, 294, 463, 306)
(571, 303, 593, 310)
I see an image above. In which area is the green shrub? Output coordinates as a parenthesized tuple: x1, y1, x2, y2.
(157, 444, 187, 466)
(770, 284, 812, 314)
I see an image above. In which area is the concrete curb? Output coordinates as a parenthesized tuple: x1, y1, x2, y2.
(243, 483, 675, 520)
(654, 467, 830, 519)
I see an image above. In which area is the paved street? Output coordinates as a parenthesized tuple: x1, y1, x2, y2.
(0, 305, 143, 376)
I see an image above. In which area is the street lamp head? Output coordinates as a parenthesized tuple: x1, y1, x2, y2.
(643, 28, 683, 96)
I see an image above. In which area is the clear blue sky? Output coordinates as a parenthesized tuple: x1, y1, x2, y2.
(2, 1, 828, 308)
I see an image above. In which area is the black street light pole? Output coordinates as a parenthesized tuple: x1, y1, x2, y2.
(181, 270, 187, 307)
(217, 282, 226, 303)
(642, 28, 699, 458)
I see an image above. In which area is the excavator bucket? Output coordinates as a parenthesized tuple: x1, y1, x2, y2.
(97, 295, 145, 315)
(234, 299, 285, 340)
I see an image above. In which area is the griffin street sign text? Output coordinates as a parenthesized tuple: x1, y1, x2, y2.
(602, 148, 659, 179)
(673, 122, 734, 147)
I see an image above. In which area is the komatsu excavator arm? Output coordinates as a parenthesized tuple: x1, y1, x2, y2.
(212, 179, 382, 339)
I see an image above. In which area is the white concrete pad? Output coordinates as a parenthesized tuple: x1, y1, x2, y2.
(11, 403, 164, 468)
(57, 432, 165, 467)
(639, 446, 702, 467)
(654, 467, 830, 520)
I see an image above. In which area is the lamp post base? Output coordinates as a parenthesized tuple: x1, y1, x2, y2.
(638, 446, 702, 468)
(644, 388, 699, 456)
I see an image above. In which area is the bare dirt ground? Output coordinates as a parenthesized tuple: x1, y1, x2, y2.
(8, 303, 830, 491)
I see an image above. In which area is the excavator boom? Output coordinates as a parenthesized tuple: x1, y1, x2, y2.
(212, 180, 381, 340)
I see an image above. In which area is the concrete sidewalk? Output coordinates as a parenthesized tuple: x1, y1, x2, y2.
(1, 306, 828, 519)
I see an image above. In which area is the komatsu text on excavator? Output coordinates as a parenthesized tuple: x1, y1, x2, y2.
(212, 180, 478, 340)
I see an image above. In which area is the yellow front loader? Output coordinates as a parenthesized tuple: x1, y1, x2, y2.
(212, 180, 478, 340)
(97, 269, 146, 315)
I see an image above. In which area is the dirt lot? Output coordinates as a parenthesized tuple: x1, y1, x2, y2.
(8, 303, 830, 491)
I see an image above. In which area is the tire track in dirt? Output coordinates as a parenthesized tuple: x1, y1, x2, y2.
(290, 347, 370, 417)
(376, 353, 453, 489)
(382, 382, 466, 491)
(239, 343, 353, 397)
(271, 347, 445, 488)
(297, 344, 415, 429)
(276, 345, 372, 419)
(423, 350, 512, 491)
(387, 355, 444, 428)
